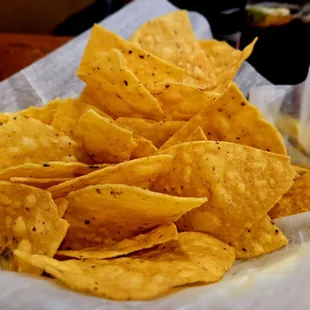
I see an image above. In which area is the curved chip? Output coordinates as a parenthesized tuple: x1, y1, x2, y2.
(160, 83, 286, 155)
(78, 24, 186, 91)
(61, 184, 207, 249)
(50, 98, 111, 141)
(292, 164, 309, 176)
(130, 136, 158, 159)
(0, 162, 109, 180)
(78, 109, 138, 164)
(0, 116, 91, 171)
(116, 118, 185, 148)
(48, 154, 173, 199)
(6, 98, 59, 125)
(14, 232, 234, 300)
(10, 177, 72, 189)
(54, 197, 69, 218)
(57, 223, 178, 259)
(78, 49, 165, 121)
(230, 215, 288, 259)
(0, 181, 69, 274)
(185, 126, 208, 142)
(155, 141, 295, 243)
(269, 172, 310, 219)
(131, 11, 217, 89)
(152, 83, 219, 120)
(200, 38, 257, 92)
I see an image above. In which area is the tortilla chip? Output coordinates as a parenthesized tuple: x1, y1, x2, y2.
(14, 232, 234, 300)
(57, 223, 178, 259)
(166, 126, 208, 148)
(230, 215, 288, 258)
(78, 109, 137, 164)
(0, 181, 69, 273)
(116, 118, 185, 148)
(131, 11, 217, 90)
(62, 184, 207, 249)
(10, 98, 110, 141)
(154, 141, 295, 243)
(292, 164, 309, 176)
(50, 98, 111, 141)
(78, 85, 113, 116)
(200, 38, 257, 92)
(130, 136, 158, 159)
(9, 177, 72, 189)
(79, 24, 186, 92)
(0, 113, 10, 124)
(48, 154, 173, 199)
(160, 83, 286, 155)
(185, 126, 208, 142)
(11, 99, 60, 125)
(152, 83, 219, 120)
(269, 172, 310, 219)
(78, 49, 165, 121)
(0, 162, 108, 180)
(55, 197, 68, 218)
(0, 116, 91, 171)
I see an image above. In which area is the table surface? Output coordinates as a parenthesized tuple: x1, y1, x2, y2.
(0, 33, 72, 82)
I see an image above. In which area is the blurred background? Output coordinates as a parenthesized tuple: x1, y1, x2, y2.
(0, 0, 309, 84)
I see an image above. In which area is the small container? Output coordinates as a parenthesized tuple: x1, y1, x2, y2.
(240, 2, 310, 85)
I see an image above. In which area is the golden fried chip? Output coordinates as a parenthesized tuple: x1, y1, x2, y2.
(54, 197, 68, 218)
(185, 126, 208, 142)
(50, 98, 111, 141)
(1, 163, 108, 180)
(154, 141, 295, 243)
(160, 83, 286, 155)
(269, 172, 310, 219)
(14, 232, 234, 300)
(230, 215, 288, 259)
(130, 136, 158, 159)
(78, 110, 137, 163)
(292, 164, 309, 176)
(0, 116, 91, 171)
(12, 99, 60, 125)
(200, 38, 257, 92)
(48, 154, 173, 199)
(152, 83, 219, 120)
(78, 86, 113, 117)
(131, 11, 217, 90)
(166, 126, 208, 148)
(0, 113, 10, 124)
(0, 162, 108, 180)
(0, 181, 69, 273)
(78, 49, 165, 121)
(57, 223, 178, 258)
(62, 184, 206, 249)
(10, 177, 72, 189)
(116, 117, 185, 148)
(79, 24, 186, 91)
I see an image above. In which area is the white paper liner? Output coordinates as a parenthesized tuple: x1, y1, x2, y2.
(0, 0, 310, 309)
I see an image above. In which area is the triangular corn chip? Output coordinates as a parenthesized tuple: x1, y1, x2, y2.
(0, 181, 69, 273)
(160, 83, 286, 155)
(230, 215, 288, 258)
(62, 184, 207, 248)
(154, 141, 294, 242)
(14, 232, 234, 300)
(269, 172, 310, 218)
(48, 154, 173, 198)
(131, 11, 217, 89)
(57, 223, 178, 259)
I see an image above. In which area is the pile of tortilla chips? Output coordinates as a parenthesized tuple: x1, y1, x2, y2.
(0, 10, 306, 301)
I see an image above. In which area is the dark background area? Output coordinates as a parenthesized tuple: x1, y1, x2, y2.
(0, 0, 309, 84)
